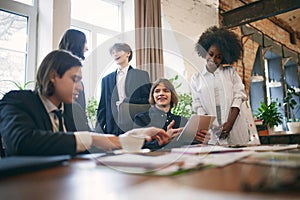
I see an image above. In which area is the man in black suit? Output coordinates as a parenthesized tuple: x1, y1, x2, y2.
(96, 43, 151, 135)
(0, 50, 121, 156)
(0, 50, 169, 156)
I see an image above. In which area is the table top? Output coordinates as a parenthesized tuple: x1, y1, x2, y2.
(0, 154, 299, 200)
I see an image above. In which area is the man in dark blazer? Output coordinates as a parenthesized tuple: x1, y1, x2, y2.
(0, 50, 121, 156)
(0, 90, 89, 156)
(96, 43, 151, 136)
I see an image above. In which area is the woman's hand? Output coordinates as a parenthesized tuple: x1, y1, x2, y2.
(220, 107, 240, 139)
(220, 121, 233, 139)
(194, 129, 210, 144)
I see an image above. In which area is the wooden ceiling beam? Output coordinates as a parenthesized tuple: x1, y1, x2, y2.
(220, 0, 300, 28)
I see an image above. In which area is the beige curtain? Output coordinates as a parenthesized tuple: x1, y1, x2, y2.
(135, 0, 164, 82)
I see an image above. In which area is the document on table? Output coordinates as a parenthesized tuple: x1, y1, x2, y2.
(96, 153, 186, 171)
(198, 151, 253, 167)
(171, 145, 244, 155)
(171, 144, 299, 155)
(239, 151, 300, 168)
(95, 150, 253, 175)
(239, 144, 299, 152)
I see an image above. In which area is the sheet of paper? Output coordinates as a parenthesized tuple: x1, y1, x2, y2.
(239, 151, 300, 168)
(95, 150, 253, 175)
(171, 145, 243, 154)
(171, 144, 299, 155)
(199, 151, 253, 167)
(96, 153, 185, 170)
(240, 144, 299, 152)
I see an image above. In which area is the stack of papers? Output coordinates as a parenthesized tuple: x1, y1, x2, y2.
(95, 144, 299, 175)
(240, 144, 299, 152)
(96, 153, 185, 170)
(96, 153, 190, 175)
(239, 151, 300, 168)
(96, 150, 252, 175)
(171, 145, 243, 154)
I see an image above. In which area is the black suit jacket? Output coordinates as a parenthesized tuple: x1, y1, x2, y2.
(0, 90, 90, 156)
(96, 66, 151, 135)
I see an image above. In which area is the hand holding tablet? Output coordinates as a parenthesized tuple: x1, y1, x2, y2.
(165, 114, 216, 148)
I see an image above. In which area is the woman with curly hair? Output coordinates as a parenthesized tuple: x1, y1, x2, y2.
(190, 26, 250, 145)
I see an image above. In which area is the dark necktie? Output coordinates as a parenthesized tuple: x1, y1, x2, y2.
(53, 110, 64, 132)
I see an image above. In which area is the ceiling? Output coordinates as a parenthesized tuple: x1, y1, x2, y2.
(275, 8, 300, 40)
(220, 0, 300, 43)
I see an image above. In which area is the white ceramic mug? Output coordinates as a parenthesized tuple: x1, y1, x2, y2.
(118, 133, 145, 152)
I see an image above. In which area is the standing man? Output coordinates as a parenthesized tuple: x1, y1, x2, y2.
(96, 43, 151, 135)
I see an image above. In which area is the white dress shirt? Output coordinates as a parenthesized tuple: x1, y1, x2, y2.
(116, 65, 129, 105)
(39, 93, 92, 152)
(190, 66, 250, 145)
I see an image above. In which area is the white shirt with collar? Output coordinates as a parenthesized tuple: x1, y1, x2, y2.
(39, 93, 66, 132)
(39, 93, 92, 152)
(190, 65, 249, 145)
(116, 65, 129, 105)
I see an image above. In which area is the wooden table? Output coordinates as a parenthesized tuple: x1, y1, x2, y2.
(0, 154, 299, 200)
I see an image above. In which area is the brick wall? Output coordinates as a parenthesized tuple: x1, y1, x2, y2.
(220, 0, 300, 96)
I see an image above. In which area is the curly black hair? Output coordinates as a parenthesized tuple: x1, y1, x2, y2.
(195, 26, 242, 64)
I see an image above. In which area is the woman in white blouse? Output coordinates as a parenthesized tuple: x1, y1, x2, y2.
(190, 26, 250, 145)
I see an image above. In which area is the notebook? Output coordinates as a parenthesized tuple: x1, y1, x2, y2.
(163, 114, 216, 149)
(0, 155, 70, 177)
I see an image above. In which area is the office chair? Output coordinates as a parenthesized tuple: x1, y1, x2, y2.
(117, 102, 150, 132)
(0, 135, 5, 158)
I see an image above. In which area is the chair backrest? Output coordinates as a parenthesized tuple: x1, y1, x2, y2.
(118, 102, 150, 132)
(0, 135, 6, 158)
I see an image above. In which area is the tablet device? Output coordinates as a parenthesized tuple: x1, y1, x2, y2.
(164, 114, 216, 149)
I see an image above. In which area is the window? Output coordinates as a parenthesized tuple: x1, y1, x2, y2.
(284, 60, 300, 120)
(72, 0, 121, 32)
(70, 0, 128, 100)
(0, 0, 37, 98)
(10, 0, 33, 6)
(250, 47, 265, 114)
(71, 0, 123, 53)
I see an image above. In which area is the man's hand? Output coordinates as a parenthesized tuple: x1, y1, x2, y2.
(128, 127, 170, 146)
(92, 134, 121, 151)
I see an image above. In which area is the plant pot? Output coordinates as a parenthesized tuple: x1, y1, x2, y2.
(267, 125, 275, 135)
(287, 122, 300, 133)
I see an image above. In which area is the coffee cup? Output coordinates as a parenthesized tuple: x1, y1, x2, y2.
(118, 133, 145, 152)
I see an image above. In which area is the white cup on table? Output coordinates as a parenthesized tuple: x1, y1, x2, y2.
(118, 133, 145, 152)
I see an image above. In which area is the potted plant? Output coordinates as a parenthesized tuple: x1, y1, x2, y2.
(86, 97, 98, 130)
(283, 87, 300, 133)
(255, 101, 283, 134)
(169, 75, 196, 118)
(0, 80, 34, 94)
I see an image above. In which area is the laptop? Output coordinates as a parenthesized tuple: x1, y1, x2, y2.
(163, 114, 216, 149)
(0, 155, 70, 177)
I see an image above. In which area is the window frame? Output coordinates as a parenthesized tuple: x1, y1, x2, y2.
(0, 0, 37, 84)
(70, 0, 125, 100)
